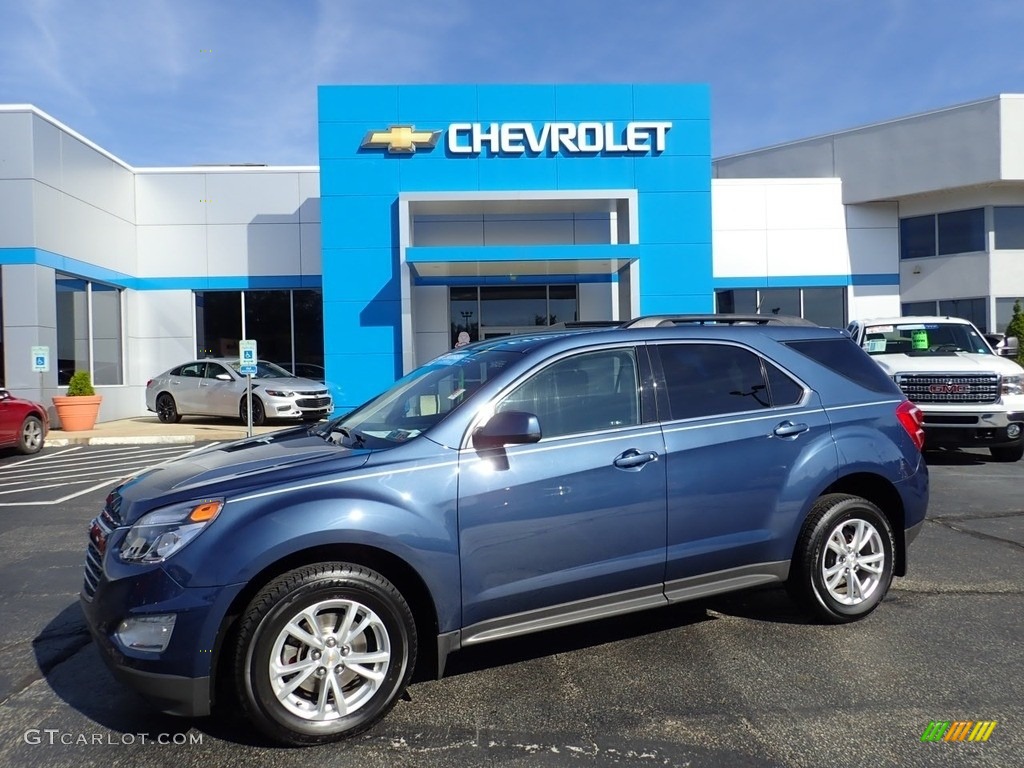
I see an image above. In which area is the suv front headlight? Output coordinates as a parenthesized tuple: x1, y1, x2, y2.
(120, 499, 224, 563)
(1002, 374, 1024, 397)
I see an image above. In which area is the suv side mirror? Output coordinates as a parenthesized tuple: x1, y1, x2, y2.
(216, 373, 232, 381)
(0, 388, 9, 401)
(473, 411, 542, 449)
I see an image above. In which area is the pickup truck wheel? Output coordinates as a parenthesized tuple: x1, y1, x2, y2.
(234, 563, 416, 745)
(787, 494, 894, 624)
(990, 444, 1024, 462)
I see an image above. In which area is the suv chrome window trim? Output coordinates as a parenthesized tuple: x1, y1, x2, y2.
(468, 426, 666, 459)
(659, 406, 825, 435)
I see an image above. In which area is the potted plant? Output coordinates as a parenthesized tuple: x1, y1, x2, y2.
(52, 370, 103, 431)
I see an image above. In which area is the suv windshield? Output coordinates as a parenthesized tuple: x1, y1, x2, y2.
(322, 348, 521, 447)
(861, 322, 992, 356)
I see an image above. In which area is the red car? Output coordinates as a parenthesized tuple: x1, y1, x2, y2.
(0, 388, 48, 454)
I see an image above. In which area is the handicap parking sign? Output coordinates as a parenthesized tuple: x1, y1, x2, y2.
(31, 346, 50, 373)
(239, 340, 258, 375)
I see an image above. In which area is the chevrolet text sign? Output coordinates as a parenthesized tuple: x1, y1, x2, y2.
(447, 121, 672, 155)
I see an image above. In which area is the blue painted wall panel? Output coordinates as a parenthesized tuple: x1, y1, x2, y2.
(319, 83, 714, 405)
(633, 84, 711, 121)
(477, 85, 557, 121)
(638, 192, 712, 245)
(555, 156, 636, 189)
(398, 85, 480, 122)
(554, 84, 635, 120)
(321, 248, 398, 300)
(635, 156, 711, 192)
(398, 155, 481, 191)
(478, 155, 558, 189)
(319, 158, 400, 195)
(318, 85, 399, 123)
(321, 196, 397, 249)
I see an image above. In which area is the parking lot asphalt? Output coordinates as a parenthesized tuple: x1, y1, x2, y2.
(0, 445, 1019, 768)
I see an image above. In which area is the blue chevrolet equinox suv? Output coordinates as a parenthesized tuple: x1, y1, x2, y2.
(81, 316, 929, 745)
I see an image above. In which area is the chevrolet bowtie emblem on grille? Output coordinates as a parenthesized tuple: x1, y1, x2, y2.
(361, 125, 441, 153)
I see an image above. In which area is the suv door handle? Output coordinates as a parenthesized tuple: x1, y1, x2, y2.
(613, 449, 659, 469)
(773, 421, 809, 438)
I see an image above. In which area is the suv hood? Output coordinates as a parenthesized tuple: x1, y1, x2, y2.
(871, 352, 1024, 376)
(114, 427, 369, 523)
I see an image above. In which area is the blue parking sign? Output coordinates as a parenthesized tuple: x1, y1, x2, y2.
(239, 340, 258, 375)
(31, 346, 50, 373)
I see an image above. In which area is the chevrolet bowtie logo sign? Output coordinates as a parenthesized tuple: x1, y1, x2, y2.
(361, 125, 441, 153)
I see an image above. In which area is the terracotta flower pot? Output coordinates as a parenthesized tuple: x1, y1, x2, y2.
(53, 395, 103, 431)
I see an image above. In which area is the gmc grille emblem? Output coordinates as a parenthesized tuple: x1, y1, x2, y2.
(928, 383, 969, 394)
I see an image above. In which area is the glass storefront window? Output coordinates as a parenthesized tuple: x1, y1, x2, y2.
(56, 276, 91, 386)
(55, 275, 123, 385)
(994, 207, 1024, 250)
(196, 292, 242, 358)
(901, 208, 985, 258)
(450, 287, 478, 346)
(548, 285, 578, 326)
(939, 297, 987, 332)
(292, 290, 325, 377)
(480, 285, 548, 328)
(195, 289, 323, 375)
(449, 285, 579, 347)
(91, 283, 123, 385)
(716, 287, 845, 327)
(900, 215, 935, 259)
(937, 208, 985, 255)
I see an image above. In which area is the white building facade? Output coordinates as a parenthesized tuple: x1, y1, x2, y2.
(10, 90, 1016, 423)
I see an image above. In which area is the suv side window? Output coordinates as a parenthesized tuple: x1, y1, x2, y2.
(657, 343, 787, 420)
(496, 348, 640, 438)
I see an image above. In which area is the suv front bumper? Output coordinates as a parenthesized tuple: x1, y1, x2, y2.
(80, 563, 243, 718)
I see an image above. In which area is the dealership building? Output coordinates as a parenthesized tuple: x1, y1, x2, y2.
(2, 85, 1024, 422)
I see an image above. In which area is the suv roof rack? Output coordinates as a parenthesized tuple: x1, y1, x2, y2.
(623, 314, 817, 328)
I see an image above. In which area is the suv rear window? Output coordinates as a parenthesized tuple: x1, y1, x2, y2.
(786, 338, 901, 394)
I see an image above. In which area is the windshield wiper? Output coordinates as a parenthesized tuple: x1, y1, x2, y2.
(318, 425, 366, 448)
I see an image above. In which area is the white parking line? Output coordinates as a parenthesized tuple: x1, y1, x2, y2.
(0, 443, 215, 507)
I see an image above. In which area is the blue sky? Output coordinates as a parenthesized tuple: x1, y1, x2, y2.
(2, 0, 1024, 167)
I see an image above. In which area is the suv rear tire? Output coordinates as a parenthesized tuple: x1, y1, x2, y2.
(787, 494, 895, 623)
(234, 563, 417, 745)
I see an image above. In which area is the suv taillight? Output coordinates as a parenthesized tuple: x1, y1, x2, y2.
(896, 400, 925, 451)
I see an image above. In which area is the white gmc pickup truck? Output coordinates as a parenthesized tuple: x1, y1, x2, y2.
(847, 316, 1024, 461)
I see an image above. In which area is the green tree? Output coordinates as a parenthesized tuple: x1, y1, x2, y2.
(1004, 299, 1024, 366)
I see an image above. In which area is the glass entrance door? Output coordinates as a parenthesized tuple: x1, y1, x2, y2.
(450, 285, 578, 347)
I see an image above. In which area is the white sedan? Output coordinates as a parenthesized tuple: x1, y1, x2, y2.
(146, 358, 332, 426)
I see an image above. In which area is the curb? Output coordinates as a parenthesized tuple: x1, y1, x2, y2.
(47, 435, 199, 447)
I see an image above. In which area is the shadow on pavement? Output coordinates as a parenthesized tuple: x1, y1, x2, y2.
(922, 448, 992, 466)
(34, 587, 817, 747)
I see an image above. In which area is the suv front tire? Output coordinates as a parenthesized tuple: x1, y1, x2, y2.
(234, 563, 417, 745)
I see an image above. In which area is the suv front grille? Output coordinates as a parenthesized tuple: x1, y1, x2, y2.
(895, 373, 1000, 405)
(82, 503, 120, 600)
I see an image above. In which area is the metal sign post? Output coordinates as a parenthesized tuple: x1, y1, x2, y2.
(239, 340, 258, 438)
